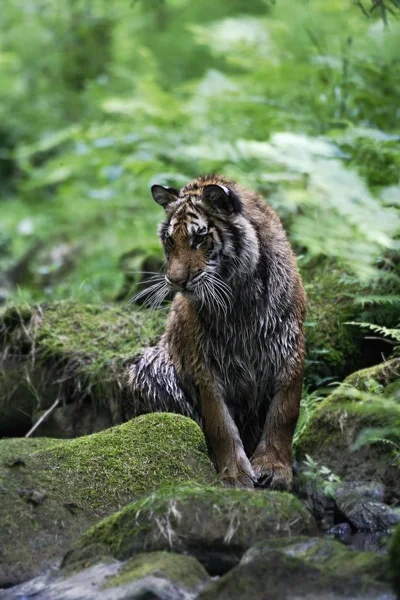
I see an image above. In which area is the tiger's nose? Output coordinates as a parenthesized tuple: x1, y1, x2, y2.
(166, 274, 189, 289)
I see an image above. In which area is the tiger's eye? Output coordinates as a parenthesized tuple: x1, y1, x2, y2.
(165, 235, 175, 249)
(193, 232, 207, 246)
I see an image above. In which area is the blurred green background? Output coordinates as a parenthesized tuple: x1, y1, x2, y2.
(0, 0, 399, 334)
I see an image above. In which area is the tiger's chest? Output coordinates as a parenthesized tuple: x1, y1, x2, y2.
(200, 311, 277, 401)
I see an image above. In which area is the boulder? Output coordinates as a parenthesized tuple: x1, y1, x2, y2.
(197, 548, 394, 600)
(64, 484, 317, 576)
(0, 413, 215, 587)
(241, 536, 390, 582)
(296, 359, 400, 495)
(0, 552, 210, 600)
(0, 301, 165, 437)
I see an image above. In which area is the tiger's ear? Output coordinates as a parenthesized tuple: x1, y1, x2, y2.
(203, 184, 241, 215)
(151, 185, 180, 208)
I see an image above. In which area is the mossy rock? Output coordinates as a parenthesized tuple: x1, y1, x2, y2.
(0, 413, 216, 587)
(242, 536, 390, 583)
(296, 358, 400, 494)
(1, 552, 210, 600)
(0, 301, 166, 436)
(64, 484, 316, 576)
(197, 548, 394, 600)
(103, 551, 209, 590)
(390, 524, 400, 599)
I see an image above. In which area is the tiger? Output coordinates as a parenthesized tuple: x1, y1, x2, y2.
(127, 174, 306, 490)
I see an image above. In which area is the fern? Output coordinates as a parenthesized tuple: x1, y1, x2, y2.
(353, 427, 400, 450)
(346, 321, 400, 342)
(355, 295, 400, 307)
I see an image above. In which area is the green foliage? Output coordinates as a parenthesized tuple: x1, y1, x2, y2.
(356, 0, 400, 26)
(0, 0, 399, 360)
(302, 454, 342, 497)
(346, 321, 400, 343)
(294, 389, 326, 445)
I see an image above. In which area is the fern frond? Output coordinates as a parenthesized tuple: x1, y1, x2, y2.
(355, 295, 400, 307)
(353, 426, 400, 451)
(346, 321, 400, 342)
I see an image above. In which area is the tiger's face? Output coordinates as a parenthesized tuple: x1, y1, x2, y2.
(149, 178, 260, 312)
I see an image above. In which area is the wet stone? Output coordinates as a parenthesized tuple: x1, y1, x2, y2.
(335, 483, 400, 532)
(0, 552, 210, 600)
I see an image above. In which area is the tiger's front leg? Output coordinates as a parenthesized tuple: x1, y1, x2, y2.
(200, 382, 255, 489)
(251, 372, 302, 491)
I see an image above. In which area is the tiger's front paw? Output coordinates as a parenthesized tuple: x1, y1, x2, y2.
(220, 453, 256, 489)
(251, 455, 293, 491)
(221, 472, 255, 489)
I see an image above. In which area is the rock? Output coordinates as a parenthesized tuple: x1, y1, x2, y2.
(328, 522, 353, 539)
(0, 301, 165, 437)
(336, 481, 386, 503)
(197, 548, 394, 600)
(64, 485, 317, 576)
(0, 413, 215, 587)
(0, 552, 209, 600)
(241, 536, 390, 583)
(335, 482, 400, 531)
(389, 524, 400, 599)
(296, 359, 400, 495)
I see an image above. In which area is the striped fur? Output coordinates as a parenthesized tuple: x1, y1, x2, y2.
(127, 175, 306, 490)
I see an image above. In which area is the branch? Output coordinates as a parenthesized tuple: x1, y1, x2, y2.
(355, 1, 370, 17)
(25, 398, 60, 438)
(356, 0, 399, 23)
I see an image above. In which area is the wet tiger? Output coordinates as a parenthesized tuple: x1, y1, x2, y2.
(127, 175, 306, 490)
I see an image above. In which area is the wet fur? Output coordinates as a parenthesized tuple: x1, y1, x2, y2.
(126, 175, 306, 490)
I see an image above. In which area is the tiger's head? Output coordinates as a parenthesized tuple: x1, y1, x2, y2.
(149, 176, 260, 311)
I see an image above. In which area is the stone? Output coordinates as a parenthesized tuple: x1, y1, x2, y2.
(241, 536, 390, 582)
(0, 414, 215, 587)
(335, 482, 400, 531)
(0, 552, 209, 600)
(64, 484, 317, 576)
(198, 548, 394, 600)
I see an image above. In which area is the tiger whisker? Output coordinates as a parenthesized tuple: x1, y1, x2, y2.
(143, 284, 169, 310)
(129, 281, 166, 304)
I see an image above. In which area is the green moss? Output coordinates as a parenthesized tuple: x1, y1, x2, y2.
(1, 300, 165, 375)
(27, 414, 215, 514)
(65, 484, 316, 573)
(0, 436, 64, 459)
(104, 551, 209, 589)
(0, 301, 166, 435)
(389, 524, 400, 597)
(0, 414, 215, 587)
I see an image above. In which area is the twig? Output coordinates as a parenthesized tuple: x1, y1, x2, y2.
(355, 1, 370, 17)
(25, 397, 60, 438)
(365, 335, 398, 345)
